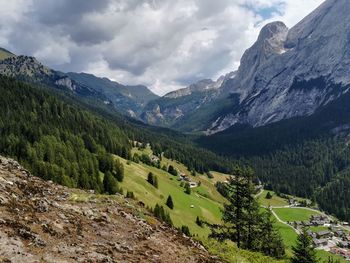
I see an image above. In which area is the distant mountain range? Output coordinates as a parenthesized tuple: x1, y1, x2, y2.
(2, 0, 350, 139)
(2, 0, 350, 136)
(0, 51, 158, 116)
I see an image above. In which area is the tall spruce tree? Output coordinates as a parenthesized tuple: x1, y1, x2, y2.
(103, 171, 119, 194)
(291, 228, 318, 263)
(258, 209, 285, 258)
(210, 167, 285, 259)
(113, 159, 124, 182)
(166, 195, 174, 209)
(210, 167, 258, 248)
(147, 172, 154, 185)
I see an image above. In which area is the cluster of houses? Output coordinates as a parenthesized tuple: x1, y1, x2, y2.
(178, 173, 198, 188)
(330, 247, 350, 260)
(290, 215, 350, 260)
(292, 215, 331, 228)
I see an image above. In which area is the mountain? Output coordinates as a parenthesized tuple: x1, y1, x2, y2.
(0, 51, 158, 116)
(66, 72, 158, 116)
(141, 0, 350, 134)
(209, 0, 350, 133)
(192, 0, 350, 222)
(140, 72, 236, 132)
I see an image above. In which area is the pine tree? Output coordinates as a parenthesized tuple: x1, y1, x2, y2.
(181, 225, 190, 236)
(210, 167, 261, 249)
(153, 175, 158, 188)
(147, 172, 154, 185)
(291, 228, 318, 263)
(196, 216, 203, 227)
(103, 171, 119, 194)
(154, 204, 161, 218)
(113, 159, 124, 182)
(265, 191, 273, 199)
(184, 183, 191, 195)
(126, 191, 134, 199)
(168, 165, 177, 176)
(258, 209, 285, 258)
(166, 195, 174, 209)
(243, 168, 261, 250)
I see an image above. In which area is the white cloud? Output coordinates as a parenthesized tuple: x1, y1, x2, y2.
(0, 0, 325, 95)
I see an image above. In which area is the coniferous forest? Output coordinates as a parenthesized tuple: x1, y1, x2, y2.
(0, 76, 131, 192)
(0, 76, 233, 192)
(198, 96, 350, 221)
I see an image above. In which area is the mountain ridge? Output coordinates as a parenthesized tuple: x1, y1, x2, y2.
(0, 51, 158, 117)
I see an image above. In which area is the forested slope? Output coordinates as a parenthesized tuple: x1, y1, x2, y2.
(198, 91, 350, 221)
(0, 76, 233, 193)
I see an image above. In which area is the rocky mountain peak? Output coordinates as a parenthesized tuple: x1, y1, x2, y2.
(258, 21, 288, 42)
(206, 0, 350, 133)
(240, 21, 288, 69)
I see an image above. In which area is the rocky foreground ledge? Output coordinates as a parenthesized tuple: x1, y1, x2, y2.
(0, 156, 220, 263)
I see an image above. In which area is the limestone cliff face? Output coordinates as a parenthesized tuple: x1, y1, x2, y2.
(210, 0, 350, 132)
(142, 0, 350, 134)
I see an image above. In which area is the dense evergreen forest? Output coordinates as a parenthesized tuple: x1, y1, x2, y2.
(0, 76, 130, 192)
(198, 93, 350, 221)
(252, 138, 350, 221)
(0, 76, 233, 193)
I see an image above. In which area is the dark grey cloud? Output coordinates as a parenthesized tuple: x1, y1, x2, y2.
(0, 0, 324, 95)
(31, 0, 111, 25)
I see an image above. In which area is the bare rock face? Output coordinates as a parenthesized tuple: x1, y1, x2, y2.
(208, 0, 350, 133)
(140, 72, 236, 128)
(0, 156, 220, 263)
(55, 77, 77, 91)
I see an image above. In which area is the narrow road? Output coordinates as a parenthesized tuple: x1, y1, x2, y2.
(254, 188, 264, 198)
(270, 208, 300, 234)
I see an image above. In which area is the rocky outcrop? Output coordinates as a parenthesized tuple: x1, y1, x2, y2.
(0, 155, 220, 263)
(55, 77, 77, 91)
(0, 56, 53, 78)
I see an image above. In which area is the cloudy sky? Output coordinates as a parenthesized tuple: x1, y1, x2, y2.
(0, 0, 324, 95)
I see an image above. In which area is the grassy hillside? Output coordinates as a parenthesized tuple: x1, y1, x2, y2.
(257, 190, 289, 207)
(273, 208, 321, 222)
(114, 147, 288, 263)
(116, 148, 227, 237)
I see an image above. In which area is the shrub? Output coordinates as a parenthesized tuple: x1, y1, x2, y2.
(265, 192, 273, 199)
(181, 225, 191, 236)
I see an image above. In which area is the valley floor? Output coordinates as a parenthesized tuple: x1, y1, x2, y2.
(258, 190, 350, 262)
